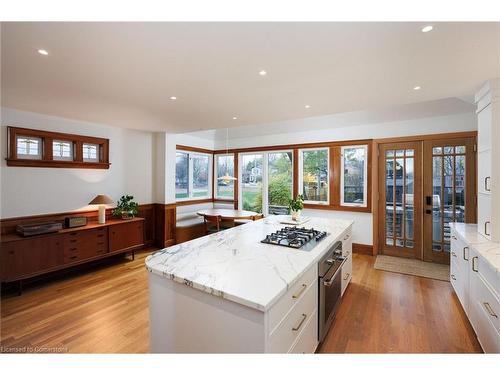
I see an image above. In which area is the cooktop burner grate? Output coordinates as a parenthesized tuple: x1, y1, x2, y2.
(261, 226, 328, 249)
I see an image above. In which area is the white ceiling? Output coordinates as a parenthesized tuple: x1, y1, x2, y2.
(1, 22, 499, 133)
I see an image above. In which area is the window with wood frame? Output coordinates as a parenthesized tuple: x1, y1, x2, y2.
(6, 126, 110, 169)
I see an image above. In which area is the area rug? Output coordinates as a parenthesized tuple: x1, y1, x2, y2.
(374, 255, 450, 281)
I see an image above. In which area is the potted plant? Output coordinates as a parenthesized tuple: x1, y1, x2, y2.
(288, 195, 304, 221)
(112, 195, 139, 220)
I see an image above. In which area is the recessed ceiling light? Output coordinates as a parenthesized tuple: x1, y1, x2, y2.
(421, 25, 433, 33)
(37, 49, 49, 56)
(304, 105, 311, 109)
(232, 116, 238, 120)
(413, 86, 421, 90)
(259, 70, 267, 76)
(170, 96, 177, 100)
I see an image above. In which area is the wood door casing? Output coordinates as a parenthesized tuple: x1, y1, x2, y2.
(422, 138, 476, 264)
(378, 142, 423, 259)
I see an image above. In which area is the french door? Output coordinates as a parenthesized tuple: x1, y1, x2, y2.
(378, 142, 423, 258)
(378, 137, 476, 264)
(422, 138, 476, 264)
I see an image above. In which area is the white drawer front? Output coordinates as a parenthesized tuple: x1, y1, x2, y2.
(267, 281, 318, 353)
(471, 270, 500, 337)
(288, 309, 318, 353)
(268, 264, 317, 332)
(341, 253, 352, 296)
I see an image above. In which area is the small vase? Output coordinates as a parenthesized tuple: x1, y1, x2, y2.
(291, 209, 301, 221)
(121, 211, 134, 220)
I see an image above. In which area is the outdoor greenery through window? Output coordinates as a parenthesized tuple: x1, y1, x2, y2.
(215, 154, 235, 199)
(267, 151, 293, 214)
(241, 154, 263, 213)
(341, 145, 367, 206)
(300, 148, 329, 203)
(175, 151, 211, 200)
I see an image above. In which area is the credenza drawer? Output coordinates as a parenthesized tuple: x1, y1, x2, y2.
(267, 280, 318, 353)
(267, 264, 317, 332)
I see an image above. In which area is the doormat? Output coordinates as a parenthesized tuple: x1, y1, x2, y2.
(374, 255, 449, 281)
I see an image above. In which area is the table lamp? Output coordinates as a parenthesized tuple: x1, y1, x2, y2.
(89, 194, 114, 224)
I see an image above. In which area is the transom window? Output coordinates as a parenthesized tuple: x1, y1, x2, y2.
(16, 136, 42, 160)
(52, 140, 74, 161)
(83, 143, 99, 162)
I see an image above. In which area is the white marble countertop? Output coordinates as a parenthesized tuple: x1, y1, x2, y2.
(145, 215, 353, 312)
(449, 223, 500, 273)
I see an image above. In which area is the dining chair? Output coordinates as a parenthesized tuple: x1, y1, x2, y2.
(204, 214, 222, 234)
(252, 214, 264, 221)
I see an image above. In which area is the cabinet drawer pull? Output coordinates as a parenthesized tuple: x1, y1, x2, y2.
(70, 232, 77, 236)
(485, 221, 490, 236)
(463, 246, 469, 261)
(97, 234, 104, 238)
(69, 255, 78, 260)
(70, 239, 77, 243)
(483, 302, 498, 319)
(485, 176, 491, 192)
(451, 251, 457, 258)
(343, 234, 350, 241)
(292, 313, 307, 331)
(451, 274, 456, 280)
(451, 235, 457, 240)
(97, 242, 104, 245)
(472, 256, 478, 272)
(345, 250, 350, 256)
(70, 247, 77, 251)
(292, 284, 307, 299)
(343, 272, 350, 281)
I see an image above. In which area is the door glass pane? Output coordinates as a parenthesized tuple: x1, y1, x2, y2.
(241, 154, 263, 213)
(455, 155, 466, 222)
(192, 154, 210, 197)
(431, 145, 467, 254)
(385, 158, 394, 246)
(268, 151, 293, 215)
(385, 148, 415, 251)
(432, 156, 442, 249)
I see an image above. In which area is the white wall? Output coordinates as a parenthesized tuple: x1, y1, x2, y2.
(204, 112, 476, 246)
(0, 108, 155, 218)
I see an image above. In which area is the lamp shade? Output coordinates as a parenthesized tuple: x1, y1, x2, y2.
(88, 194, 114, 205)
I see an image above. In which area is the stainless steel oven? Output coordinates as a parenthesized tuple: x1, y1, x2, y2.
(318, 241, 346, 343)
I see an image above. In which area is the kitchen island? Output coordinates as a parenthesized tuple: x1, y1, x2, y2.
(145, 215, 353, 353)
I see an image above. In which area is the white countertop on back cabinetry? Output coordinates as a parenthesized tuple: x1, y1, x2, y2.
(450, 223, 500, 272)
(145, 215, 353, 312)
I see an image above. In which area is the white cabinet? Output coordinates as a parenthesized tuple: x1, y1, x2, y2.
(450, 226, 500, 353)
(475, 79, 500, 241)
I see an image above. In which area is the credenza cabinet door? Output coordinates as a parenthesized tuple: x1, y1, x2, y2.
(0, 235, 64, 281)
(109, 221, 144, 253)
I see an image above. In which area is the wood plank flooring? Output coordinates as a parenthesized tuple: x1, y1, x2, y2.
(1, 251, 482, 353)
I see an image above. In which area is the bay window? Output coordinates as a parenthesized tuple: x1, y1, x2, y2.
(299, 148, 329, 204)
(175, 151, 211, 200)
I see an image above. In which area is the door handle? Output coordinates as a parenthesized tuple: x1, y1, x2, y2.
(426, 196, 433, 205)
(463, 247, 469, 261)
(485, 221, 490, 236)
(425, 209, 432, 215)
(472, 256, 479, 272)
(485, 176, 491, 192)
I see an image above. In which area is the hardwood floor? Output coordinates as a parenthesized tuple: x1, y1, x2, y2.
(1, 252, 482, 353)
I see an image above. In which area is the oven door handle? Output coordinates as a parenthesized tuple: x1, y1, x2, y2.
(323, 257, 347, 287)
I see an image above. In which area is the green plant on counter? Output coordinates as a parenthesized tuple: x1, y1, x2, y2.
(112, 195, 139, 219)
(288, 195, 304, 212)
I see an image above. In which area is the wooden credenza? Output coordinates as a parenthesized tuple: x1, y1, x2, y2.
(0, 218, 145, 291)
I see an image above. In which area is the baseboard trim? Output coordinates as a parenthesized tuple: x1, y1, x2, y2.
(353, 243, 373, 255)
